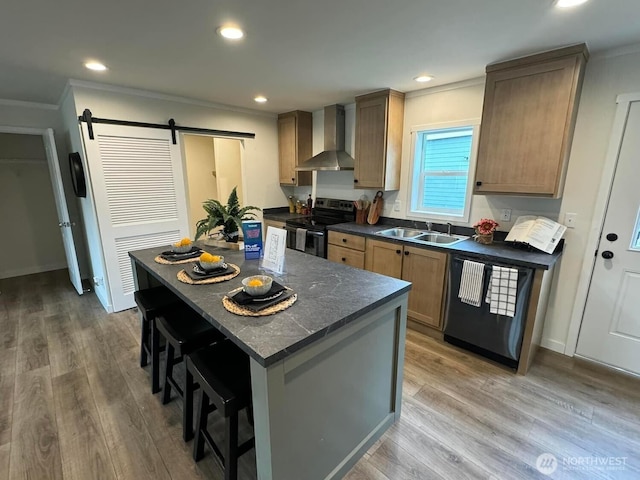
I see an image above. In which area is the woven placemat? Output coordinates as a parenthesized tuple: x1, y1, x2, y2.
(177, 264, 240, 284)
(154, 255, 201, 265)
(222, 287, 297, 317)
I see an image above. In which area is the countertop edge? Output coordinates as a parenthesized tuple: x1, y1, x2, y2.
(327, 223, 561, 270)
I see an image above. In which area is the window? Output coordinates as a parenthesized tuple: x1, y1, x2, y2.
(409, 121, 479, 222)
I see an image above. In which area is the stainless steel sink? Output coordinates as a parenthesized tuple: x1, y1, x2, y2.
(375, 227, 468, 246)
(375, 228, 425, 238)
(414, 233, 464, 245)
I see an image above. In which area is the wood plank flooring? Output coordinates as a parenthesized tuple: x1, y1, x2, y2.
(1, 270, 638, 479)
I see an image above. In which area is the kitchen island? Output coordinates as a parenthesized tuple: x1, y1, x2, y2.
(129, 244, 411, 480)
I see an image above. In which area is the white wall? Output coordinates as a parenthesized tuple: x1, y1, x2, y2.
(213, 137, 244, 204)
(67, 82, 284, 214)
(184, 134, 218, 238)
(311, 49, 640, 355)
(0, 133, 67, 278)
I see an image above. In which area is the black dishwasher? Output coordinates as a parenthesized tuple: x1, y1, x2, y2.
(443, 255, 534, 369)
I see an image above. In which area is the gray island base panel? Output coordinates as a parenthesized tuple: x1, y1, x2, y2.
(129, 245, 410, 480)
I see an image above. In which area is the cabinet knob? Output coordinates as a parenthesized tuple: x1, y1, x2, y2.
(342, 238, 347, 243)
(341, 257, 346, 262)
(404, 251, 409, 256)
(354, 179, 359, 183)
(396, 249, 401, 254)
(292, 177, 295, 182)
(476, 181, 483, 186)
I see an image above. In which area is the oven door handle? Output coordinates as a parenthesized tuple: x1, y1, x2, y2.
(285, 226, 325, 237)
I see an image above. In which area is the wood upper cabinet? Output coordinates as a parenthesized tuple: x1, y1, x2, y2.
(278, 110, 312, 186)
(401, 246, 447, 330)
(354, 89, 405, 190)
(365, 238, 448, 330)
(475, 44, 588, 197)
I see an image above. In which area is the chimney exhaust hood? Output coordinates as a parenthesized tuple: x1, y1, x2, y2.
(295, 104, 354, 171)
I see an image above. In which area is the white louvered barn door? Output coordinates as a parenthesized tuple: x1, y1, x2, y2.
(81, 123, 189, 312)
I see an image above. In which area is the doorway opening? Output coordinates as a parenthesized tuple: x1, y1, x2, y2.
(182, 134, 246, 238)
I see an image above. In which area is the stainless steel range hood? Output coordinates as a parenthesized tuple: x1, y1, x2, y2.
(295, 104, 354, 171)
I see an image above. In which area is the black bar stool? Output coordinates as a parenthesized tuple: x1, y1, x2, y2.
(187, 341, 254, 480)
(134, 286, 181, 393)
(155, 309, 226, 441)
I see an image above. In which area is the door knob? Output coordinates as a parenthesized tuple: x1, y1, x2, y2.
(601, 250, 614, 259)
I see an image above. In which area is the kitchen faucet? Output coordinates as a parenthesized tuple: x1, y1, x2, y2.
(425, 221, 432, 231)
(447, 223, 452, 235)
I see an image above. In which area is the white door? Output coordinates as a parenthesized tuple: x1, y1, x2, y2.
(576, 98, 640, 375)
(81, 123, 190, 312)
(43, 129, 84, 295)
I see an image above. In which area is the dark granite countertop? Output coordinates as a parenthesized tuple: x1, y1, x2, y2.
(129, 244, 411, 367)
(263, 212, 310, 222)
(328, 222, 562, 270)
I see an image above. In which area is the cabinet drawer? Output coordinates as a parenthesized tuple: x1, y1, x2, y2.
(327, 245, 365, 270)
(328, 231, 365, 251)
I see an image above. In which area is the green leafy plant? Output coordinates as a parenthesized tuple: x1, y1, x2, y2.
(195, 187, 260, 242)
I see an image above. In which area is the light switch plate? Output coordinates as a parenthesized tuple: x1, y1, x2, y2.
(394, 199, 401, 212)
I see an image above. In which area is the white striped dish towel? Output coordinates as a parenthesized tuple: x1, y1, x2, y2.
(458, 260, 485, 307)
(485, 266, 518, 317)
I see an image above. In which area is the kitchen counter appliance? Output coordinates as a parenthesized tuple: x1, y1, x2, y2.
(444, 254, 534, 369)
(285, 197, 355, 257)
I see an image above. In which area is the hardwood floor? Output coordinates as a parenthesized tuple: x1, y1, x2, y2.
(1, 270, 638, 480)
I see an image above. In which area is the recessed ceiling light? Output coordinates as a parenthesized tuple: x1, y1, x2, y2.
(218, 25, 244, 40)
(414, 74, 434, 83)
(555, 0, 589, 8)
(85, 61, 107, 71)
(254, 96, 268, 103)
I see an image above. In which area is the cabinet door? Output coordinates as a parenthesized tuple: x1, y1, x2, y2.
(278, 115, 297, 185)
(327, 245, 365, 270)
(354, 95, 387, 189)
(402, 246, 447, 329)
(475, 56, 581, 196)
(364, 239, 403, 279)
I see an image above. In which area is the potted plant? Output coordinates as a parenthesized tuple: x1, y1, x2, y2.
(195, 187, 260, 243)
(472, 218, 499, 245)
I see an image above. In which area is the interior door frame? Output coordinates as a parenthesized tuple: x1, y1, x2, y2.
(565, 92, 640, 356)
(0, 124, 83, 293)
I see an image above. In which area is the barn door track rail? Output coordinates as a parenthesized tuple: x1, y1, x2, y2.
(79, 109, 255, 144)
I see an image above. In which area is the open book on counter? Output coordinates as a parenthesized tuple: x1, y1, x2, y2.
(505, 216, 567, 254)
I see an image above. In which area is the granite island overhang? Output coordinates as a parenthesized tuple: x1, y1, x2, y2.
(129, 244, 411, 479)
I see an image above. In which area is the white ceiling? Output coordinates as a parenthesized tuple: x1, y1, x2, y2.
(1, 0, 640, 113)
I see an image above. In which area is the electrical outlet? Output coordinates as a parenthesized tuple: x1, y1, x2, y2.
(565, 212, 577, 228)
(394, 199, 401, 212)
(500, 209, 512, 222)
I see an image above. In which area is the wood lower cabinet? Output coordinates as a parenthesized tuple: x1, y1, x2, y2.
(364, 238, 403, 279)
(475, 44, 588, 197)
(354, 89, 405, 190)
(278, 111, 312, 186)
(401, 246, 447, 329)
(327, 231, 365, 269)
(365, 238, 448, 330)
(263, 219, 286, 240)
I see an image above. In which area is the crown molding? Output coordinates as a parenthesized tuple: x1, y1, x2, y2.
(64, 79, 277, 118)
(405, 77, 486, 99)
(0, 98, 58, 111)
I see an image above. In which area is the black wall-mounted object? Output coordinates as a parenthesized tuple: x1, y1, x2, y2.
(69, 152, 87, 197)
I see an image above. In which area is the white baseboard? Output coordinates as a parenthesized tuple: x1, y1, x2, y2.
(0, 262, 68, 280)
(541, 337, 566, 354)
